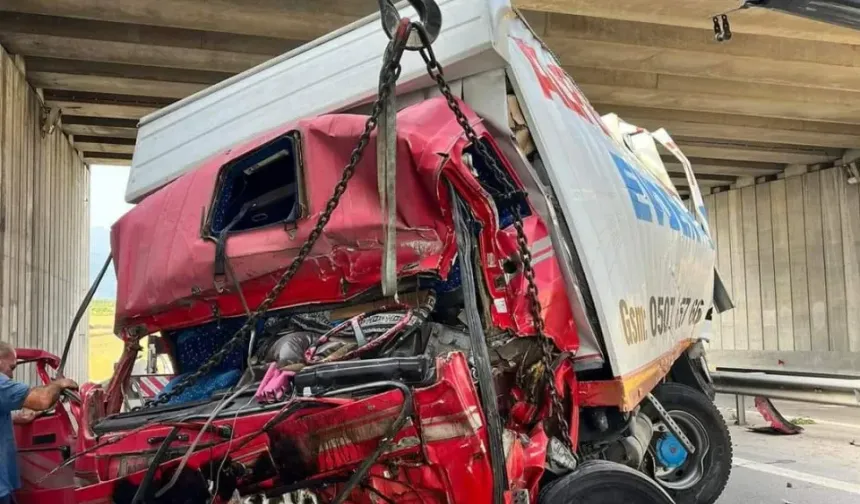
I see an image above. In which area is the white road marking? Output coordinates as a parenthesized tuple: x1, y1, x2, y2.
(733, 457, 860, 495)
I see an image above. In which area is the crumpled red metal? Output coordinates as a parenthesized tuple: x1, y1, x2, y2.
(111, 101, 461, 335)
(111, 98, 579, 355)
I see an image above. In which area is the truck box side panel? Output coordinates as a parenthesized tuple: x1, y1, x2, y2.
(504, 18, 717, 382)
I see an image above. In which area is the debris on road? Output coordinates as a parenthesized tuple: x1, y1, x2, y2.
(748, 396, 804, 435)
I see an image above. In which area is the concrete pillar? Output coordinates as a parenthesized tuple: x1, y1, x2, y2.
(0, 45, 91, 384)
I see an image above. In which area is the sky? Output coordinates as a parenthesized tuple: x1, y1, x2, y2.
(90, 164, 134, 228)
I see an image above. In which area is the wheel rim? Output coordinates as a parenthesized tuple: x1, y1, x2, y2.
(649, 410, 710, 491)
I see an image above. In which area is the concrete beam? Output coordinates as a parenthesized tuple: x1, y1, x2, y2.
(46, 98, 158, 119)
(516, 1, 860, 44)
(26, 57, 232, 85)
(595, 105, 860, 136)
(0, 11, 298, 55)
(0, 12, 298, 73)
(0, 0, 369, 40)
(732, 176, 757, 189)
(74, 134, 135, 146)
(646, 71, 860, 106)
(663, 157, 784, 178)
(81, 151, 132, 160)
(0, 33, 273, 75)
(61, 123, 137, 139)
(537, 13, 860, 69)
(74, 142, 135, 155)
(670, 177, 725, 188)
(593, 105, 860, 149)
(549, 37, 860, 92)
(83, 153, 132, 166)
(666, 170, 736, 183)
(571, 68, 860, 125)
(670, 139, 840, 165)
(44, 90, 172, 119)
(60, 115, 139, 128)
(784, 164, 811, 177)
(579, 82, 860, 125)
(31, 71, 208, 99)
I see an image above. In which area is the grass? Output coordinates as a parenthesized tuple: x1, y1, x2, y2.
(88, 299, 155, 382)
(90, 299, 116, 318)
(790, 416, 817, 426)
(89, 300, 122, 382)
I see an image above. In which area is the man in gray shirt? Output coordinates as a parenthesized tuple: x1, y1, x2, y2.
(0, 341, 78, 504)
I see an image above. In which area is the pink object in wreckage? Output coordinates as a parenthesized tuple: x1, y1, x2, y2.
(256, 363, 296, 403)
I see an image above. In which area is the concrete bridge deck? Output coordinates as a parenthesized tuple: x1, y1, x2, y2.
(1, 0, 860, 192)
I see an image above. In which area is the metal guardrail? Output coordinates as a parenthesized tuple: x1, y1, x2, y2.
(711, 370, 860, 408)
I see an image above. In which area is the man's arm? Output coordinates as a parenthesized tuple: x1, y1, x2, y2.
(21, 378, 77, 412)
(12, 407, 36, 424)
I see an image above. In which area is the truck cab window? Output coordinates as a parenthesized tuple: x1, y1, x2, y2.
(209, 132, 303, 235)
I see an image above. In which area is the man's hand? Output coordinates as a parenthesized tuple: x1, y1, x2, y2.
(12, 408, 37, 425)
(54, 378, 78, 390)
(22, 378, 80, 411)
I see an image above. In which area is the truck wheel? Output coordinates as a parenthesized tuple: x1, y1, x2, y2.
(539, 460, 675, 504)
(644, 382, 732, 504)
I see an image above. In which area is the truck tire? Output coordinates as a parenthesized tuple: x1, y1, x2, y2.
(644, 382, 732, 504)
(538, 460, 674, 504)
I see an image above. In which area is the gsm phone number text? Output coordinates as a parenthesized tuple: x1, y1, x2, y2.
(619, 296, 705, 346)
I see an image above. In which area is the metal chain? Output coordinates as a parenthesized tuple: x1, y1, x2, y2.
(512, 208, 572, 449)
(413, 25, 573, 449)
(146, 30, 410, 409)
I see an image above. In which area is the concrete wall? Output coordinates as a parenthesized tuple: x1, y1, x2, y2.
(0, 44, 90, 384)
(703, 166, 860, 375)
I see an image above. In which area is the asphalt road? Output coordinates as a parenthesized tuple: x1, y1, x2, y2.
(714, 395, 860, 504)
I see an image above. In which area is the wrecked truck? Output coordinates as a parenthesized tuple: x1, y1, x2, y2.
(13, 0, 734, 503)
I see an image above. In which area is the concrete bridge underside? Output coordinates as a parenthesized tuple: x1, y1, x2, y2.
(2, 0, 860, 192)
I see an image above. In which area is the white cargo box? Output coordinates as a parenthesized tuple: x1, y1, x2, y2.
(128, 0, 506, 204)
(128, 0, 722, 388)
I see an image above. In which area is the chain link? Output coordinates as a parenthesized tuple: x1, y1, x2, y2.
(512, 208, 572, 449)
(415, 25, 572, 449)
(146, 31, 409, 409)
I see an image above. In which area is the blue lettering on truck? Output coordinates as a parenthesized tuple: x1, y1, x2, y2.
(611, 153, 713, 249)
(615, 155, 653, 222)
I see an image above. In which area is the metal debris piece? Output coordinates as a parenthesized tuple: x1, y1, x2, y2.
(748, 396, 804, 435)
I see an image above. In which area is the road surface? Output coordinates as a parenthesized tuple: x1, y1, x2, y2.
(715, 395, 860, 504)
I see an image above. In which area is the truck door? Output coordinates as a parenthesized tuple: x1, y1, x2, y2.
(12, 350, 76, 504)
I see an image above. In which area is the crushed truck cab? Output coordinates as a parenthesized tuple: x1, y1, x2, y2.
(15, 1, 733, 503)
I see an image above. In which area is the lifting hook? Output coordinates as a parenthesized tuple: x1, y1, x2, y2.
(378, 0, 442, 50)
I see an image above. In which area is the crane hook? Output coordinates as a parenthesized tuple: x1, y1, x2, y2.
(378, 0, 442, 50)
